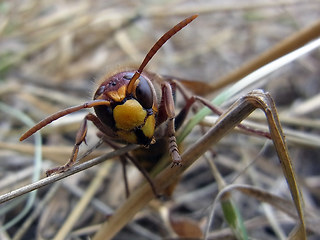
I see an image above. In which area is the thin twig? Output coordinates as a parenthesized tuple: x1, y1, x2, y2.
(0, 144, 138, 205)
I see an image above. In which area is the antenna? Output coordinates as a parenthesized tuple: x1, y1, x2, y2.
(126, 14, 198, 94)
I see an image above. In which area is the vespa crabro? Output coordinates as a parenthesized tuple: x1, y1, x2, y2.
(19, 14, 275, 196)
(20, 15, 206, 196)
(13, 13, 306, 239)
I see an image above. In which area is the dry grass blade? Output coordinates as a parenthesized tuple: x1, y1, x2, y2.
(145, 1, 320, 17)
(93, 90, 305, 239)
(1, 2, 319, 238)
(205, 183, 310, 239)
(245, 91, 305, 239)
(208, 18, 320, 91)
(236, 185, 320, 234)
(12, 183, 61, 240)
(0, 141, 111, 165)
(202, 115, 320, 148)
(207, 153, 248, 240)
(0, 144, 138, 205)
(52, 161, 112, 240)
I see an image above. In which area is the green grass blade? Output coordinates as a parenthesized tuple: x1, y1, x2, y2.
(221, 197, 248, 240)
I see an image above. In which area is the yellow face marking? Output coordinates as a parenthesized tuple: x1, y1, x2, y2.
(113, 99, 147, 131)
(107, 85, 127, 102)
(141, 115, 155, 138)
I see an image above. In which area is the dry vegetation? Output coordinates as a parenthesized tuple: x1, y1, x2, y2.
(0, 0, 320, 239)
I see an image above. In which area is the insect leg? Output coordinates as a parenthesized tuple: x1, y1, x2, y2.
(125, 154, 161, 198)
(94, 134, 131, 197)
(161, 82, 182, 167)
(168, 79, 271, 139)
(46, 113, 112, 176)
(98, 134, 160, 198)
(120, 157, 130, 198)
(46, 115, 89, 176)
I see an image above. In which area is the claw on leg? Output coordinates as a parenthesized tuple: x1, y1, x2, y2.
(46, 114, 89, 176)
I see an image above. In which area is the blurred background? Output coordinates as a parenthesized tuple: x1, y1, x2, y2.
(0, 0, 320, 239)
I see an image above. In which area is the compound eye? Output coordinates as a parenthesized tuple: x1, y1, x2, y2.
(96, 85, 105, 95)
(135, 77, 153, 109)
(94, 85, 106, 99)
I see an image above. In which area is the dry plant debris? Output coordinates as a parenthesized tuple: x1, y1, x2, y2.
(0, 0, 320, 239)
